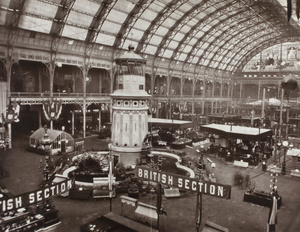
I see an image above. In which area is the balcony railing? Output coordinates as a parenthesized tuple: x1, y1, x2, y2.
(10, 92, 111, 98)
(10, 92, 240, 104)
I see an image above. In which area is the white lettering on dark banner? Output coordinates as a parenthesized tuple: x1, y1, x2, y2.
(136, 167, 231, 199)
(0, 179, 72, 212)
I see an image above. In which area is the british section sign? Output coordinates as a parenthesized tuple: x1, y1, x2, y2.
(136, 167, 231, 199)
(0, 179, 72, 212)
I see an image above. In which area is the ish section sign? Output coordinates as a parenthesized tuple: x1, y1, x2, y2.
(0, 179, 72, 212)
(136, 167, 231, 199)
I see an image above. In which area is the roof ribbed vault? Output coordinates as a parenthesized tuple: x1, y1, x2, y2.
(1, 0, 300, 75)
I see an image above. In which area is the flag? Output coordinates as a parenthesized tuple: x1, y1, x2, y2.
(156, 183, 162, 215)
(268, 195, 278, 225)
(297, 0, 300, 19)
(108, 152, 114, 198)
(288, 0, 292, 22)
(195, 193, 202, 229)
(287, 0, 300, 21)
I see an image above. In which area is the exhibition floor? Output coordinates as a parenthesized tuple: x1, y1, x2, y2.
(1, 134, 300, 232)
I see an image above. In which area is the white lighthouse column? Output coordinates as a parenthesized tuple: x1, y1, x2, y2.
(109, 45, 150, 166)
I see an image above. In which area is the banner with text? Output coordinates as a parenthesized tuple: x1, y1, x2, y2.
(136, 167, 231, 199)
(0, 179, 72, 213)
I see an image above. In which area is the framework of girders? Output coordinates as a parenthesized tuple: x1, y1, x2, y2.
(5, 0, 26, 45)
(222, 18, 291, 71)
(189, 2, 279, 73)
(202, 20, 277, 71)
(84, 0, 117, 60)
(224, 32, 280, 72)
(47, 0, 76, 52)
(235, 36, 300, 73)
(203, 21, 267, 71)
(160, 1, 229, 70)
(168, 4, 251, 73)
(153, 0, 220, 59)
(135, 0, 192, 54)
(113, 0, 154, 50)
(2, 0, 300, 75)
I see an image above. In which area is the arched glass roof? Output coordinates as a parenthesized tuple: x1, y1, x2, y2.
(1, 0, 300, 74)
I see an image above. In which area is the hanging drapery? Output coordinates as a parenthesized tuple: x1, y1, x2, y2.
(5, 101, 20, 124)
(42, 99, 62, 121)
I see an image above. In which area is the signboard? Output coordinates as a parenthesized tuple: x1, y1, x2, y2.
(136, 167, 231, 199)
(0, 179, 72, 213)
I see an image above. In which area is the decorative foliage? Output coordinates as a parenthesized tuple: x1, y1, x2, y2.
(72, 152, 110, 173)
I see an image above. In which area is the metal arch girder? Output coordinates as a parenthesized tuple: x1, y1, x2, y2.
(220, 34, 274, 72)
(202, 19, 271, 71)
(84, 0, 117, 58)
(166, 14, 207, 71)
(197, 28, 271, 75)
(113, 0, 154, 49)
(177, 8, 251, 71)
(210, 29, 276, 72)
(149, 4, 201, 61)
(5, 0, 27, 44)
(220, 27, 281, 70)
(193, 24, 278, 74)
(135, 0, 191, 54)
(187, 2, 267, 68)
(165, 1, 234, 70)
(191, 0, 290, 72)
(85, 0, 116, 44)
(220, 25, 282, 56)
(241, 37, 300, 69)
(5, 0, 26, 27)
(195, 13, 265, 62)
(156, 0, 221, 61)
(191, 18, 258, 74)
(224, 32, 280, 73)
(246, 0, 300, 37)
(253, 0, 300, 30)
(234, 37, 299, 72)
(159, 1, 237, 66)
(49, 0, 76, 52)
(182, 2, 257, 70)
(232, 37, 281, 73)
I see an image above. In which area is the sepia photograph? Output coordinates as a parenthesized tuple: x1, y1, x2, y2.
(0, 0, 300, 231)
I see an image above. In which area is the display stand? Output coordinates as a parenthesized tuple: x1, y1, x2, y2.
(0, 211, 45, 232)
(93, 177, 115, 199)
(43, 209, 60, 228)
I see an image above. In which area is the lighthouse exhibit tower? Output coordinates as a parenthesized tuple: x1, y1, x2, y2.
(110, 45, 150, 166)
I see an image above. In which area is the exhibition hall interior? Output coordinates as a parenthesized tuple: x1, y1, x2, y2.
(1, 1, 300, 232)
